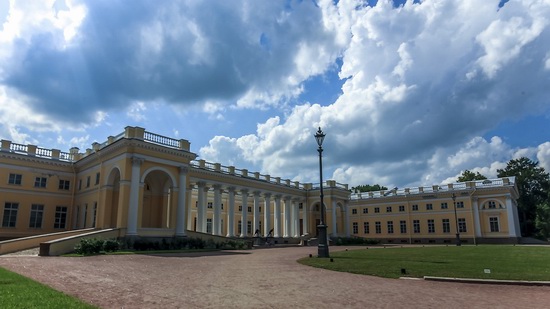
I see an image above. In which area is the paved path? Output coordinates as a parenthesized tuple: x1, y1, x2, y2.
(1, 246, 549, 308)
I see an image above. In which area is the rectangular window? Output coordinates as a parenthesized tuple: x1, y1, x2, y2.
(363, 208, 368, 214)
(458, 218, 467, 233)
(2, 202, 19, 228)
(8, 173, 22, 185)
(375, 221, 381, 234)
(221, 203, 224, 210)
(413, 220, 420, 233)
(259, 207, 262, 213)
(239, 205, 242, 211)
(206, 218, 212, 234)
(489, 217, 500, 232)
(488, 201, 497, 209)
(78, 179, 82, 190)
(387, 221, 394, 234)
(428, 219, 435, 233)
(400, 220, 407, 234)
(247, 221, 252, 235)
(441, 202, 448, 209)
(92, 203, 97, 228)
(95, 172, 100, 185)
(374, 207, 380, 213)
(456, 201, 464, 208)
(412, 204, 418, 211)
(386, 206, 392, 213)
(426, 203, 433, 210)
(399, 205, 405, 212)
(34, 177, 47, 188)
(352, 209, 357, 215)
(299, 203, 303, 209)
(86, 176, 91, 188)
(238, 220, 242, 234)
(363, 222, 370, 234)
(58, 179, 70, 190)
(207, 202, 213, 209)
(29, 204, 44, 228)
(54, 206, 68, 229)
(352, 222, 358, 234)
(83, 204, 88, 228)
(248, 207, 252, 213)
(442, 219, 450, 233)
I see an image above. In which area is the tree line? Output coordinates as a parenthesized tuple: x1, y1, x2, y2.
(352, 157, 550, 239)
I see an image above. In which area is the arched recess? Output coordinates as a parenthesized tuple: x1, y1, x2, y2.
(104, 167, 121, 228)
(141, 168, 175, 228)
(309, 203, 322, 237)
(334, 202, 346, 236)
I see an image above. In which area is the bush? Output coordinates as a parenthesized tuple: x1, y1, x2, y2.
(330, 236, 380, 246)
(103, 239, 120, 252)
(74, 238, 105, 255)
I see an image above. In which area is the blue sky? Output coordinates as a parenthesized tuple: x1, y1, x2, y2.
(0, 0, 549, 189)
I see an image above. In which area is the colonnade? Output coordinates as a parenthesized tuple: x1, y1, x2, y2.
(187, 181, 309, 238)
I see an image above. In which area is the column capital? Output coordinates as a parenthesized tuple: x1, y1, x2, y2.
(274, 194, 282, 200)
(179, 166, 189, 174)
(227, 186, 236, 193)
(263, 192, 272, 198)
(240, 188, 249, 195)
(132, 157, 144, 166)
(253, 190, 262, 197)
(212, 184, 222, 190)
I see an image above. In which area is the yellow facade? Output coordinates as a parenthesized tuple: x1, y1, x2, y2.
(1, 126, 520, 243)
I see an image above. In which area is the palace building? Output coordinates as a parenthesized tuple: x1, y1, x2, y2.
(0, 126, 521, 244)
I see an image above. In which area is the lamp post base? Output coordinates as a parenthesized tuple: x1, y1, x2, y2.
(317, 224, 330, 258)
(455, 233, 461, 246)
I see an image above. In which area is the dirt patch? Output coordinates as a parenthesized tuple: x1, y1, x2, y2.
(1, 247, 549, 308)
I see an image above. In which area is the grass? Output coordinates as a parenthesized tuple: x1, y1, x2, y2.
(298, 245, 550, 281)
(0, 267, 97, 309)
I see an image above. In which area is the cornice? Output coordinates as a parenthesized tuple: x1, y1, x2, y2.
(0, 151, 73, 168)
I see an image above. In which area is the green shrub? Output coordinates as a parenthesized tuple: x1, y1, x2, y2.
(330, 236, 380, 246)
(74, 238, 105, 255)
(103, 239, 120, 252)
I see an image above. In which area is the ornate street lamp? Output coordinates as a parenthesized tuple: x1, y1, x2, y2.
(315, 127, 330, 258)
(452, 193, 461, 246)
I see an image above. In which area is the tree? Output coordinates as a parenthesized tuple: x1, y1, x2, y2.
(497, 157, 550, 237)
(535, 196, 550, 240)
(351, 184, 388, 193)
(457, 170, 487, 182)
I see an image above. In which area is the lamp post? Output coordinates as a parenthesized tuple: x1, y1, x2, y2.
(315, 127, 330, 258)
(452, 193, 461, 246)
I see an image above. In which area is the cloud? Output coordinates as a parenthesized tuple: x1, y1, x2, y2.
(199, 0, 550, 187)
(0, 0, 345, 126)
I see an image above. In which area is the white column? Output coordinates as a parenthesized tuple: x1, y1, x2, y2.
(293, 199, 300, 237)
(175, 166, 188, 236)
(283, 196, 291, 238)
(213, 184, 222, 236)
(253, 191, 261, 235)
(264, 193, 272, 236)
(289, 199, 295, 237)
(302, 201, 308, 236)
(344, 200, 350, 237)
(332, 200, 337, 237)
(506, 195, 519, 237)
(196, 182, 206, 233)
(274, 195, 282, 238)
(472, 197, 482, 237)
(186, 184, 194, 231)
(240, 189, 249, 237)
(226, 187, 236, 237)
(127, 157, 143, 236)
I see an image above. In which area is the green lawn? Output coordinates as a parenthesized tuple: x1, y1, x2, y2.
(298, 245, 550, 281)
(0, 267, 97, 309)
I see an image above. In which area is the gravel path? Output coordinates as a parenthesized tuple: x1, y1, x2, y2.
(1, 246, 549, 308)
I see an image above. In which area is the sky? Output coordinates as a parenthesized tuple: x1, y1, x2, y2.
(0, 0, 549, 190)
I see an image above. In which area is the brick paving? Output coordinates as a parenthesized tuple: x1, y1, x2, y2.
(1, 246, 549, 308)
